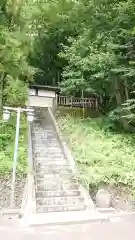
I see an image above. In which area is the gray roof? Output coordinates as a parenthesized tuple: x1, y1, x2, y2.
(29, 84, 60, 92)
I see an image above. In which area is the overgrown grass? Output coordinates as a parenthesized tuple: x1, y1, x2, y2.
(0, 113, 27, 176)
(58, 114, 135, 194)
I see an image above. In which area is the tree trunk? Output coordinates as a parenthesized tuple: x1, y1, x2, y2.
(114, 79, 122, 105)
(114, 79, 132, 131)
(124, 79, 129, 100)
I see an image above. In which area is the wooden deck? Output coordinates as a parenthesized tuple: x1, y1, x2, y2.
(58, 96, 98, 109)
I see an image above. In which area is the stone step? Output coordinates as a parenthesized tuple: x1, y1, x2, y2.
(34, 149, 62, 153)
(32, 136, 58, 140)
(33, 128, 54, 131)
(36, 171, 73, 178)
(35, 165, 72, 174)
(36, 178, 77, 187)
(33, 150, 49, 156)
(32, 143, 61, 148)
(46, 146, 62, 151)
(37, 182, 79, 191)
(35, 156, 66, 162)
(36, 196, 84, 206)
(33, 153, 66, 162)
(35, 174, 76, 182)
(32, 139, 59, 143)
(34, 145, 62, 149)
(32, 134, 51, 137)
(32, 129, 56, 133)
(35, 161, 67, 168)
(43, 152, 64, 156)
(32, 142, 60, 146)
(46, 133, 57, 137)
(32, 137, 57, 140)
(36, 204, 87, 213)
(42, 153, 64, 157)
(35, 160, 66, 165)
(35, 160, 67, 167)
(32, 110, 87, 215)
(32, 128, 55, 130)
(33, 153, 64, 158)
(32, 139, 57, 143)
(32, 135, 57, 140)
(32, 137, 57, 141)
(36, 190, 81, 198)
(33, 143, 60, 148)
(42, 156, 65, 160)
(32, 133, 57, 137)
(32, 130, 56, 133)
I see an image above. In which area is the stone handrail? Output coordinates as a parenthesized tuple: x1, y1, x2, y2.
(27, 123, 36, 212)
(48, 107, 94, 210)
(20, 122, 36, 219)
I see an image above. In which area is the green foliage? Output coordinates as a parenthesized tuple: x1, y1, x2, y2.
(122, 98, 135, 120)
(0, 114, 27, 175)
(4, 77, 28, 106)
(0, 0, 35, 109)
(59, 0, 135, 100)
(28, 0, 76, 86)
(58, 114, 135, 190)
(27, 0, 135, 129)
(0, 0, 35, 175)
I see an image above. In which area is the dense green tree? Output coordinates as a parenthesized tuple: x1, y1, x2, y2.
(28, 0, 76, 86)
(1, 0, 135, 130)
(0, 0, 34, 109)
(58, 0, 135, 130)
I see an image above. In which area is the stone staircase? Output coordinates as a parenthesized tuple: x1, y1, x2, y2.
(31, 108, 88, 213)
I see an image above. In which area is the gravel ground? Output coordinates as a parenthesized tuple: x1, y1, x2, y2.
(108, 186, 135, 212)
(0, 175, 26, 209)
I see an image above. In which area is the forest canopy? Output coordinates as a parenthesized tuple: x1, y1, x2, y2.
(1, 0, 135, 130)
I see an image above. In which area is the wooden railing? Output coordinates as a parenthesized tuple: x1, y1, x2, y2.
(58, 96, 98, 109)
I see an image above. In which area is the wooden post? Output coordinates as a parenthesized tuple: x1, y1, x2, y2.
(95, 98, 98, 111)
(82, 90, 84, 119)
(55, 93, 58, 111)
(56, 94, 58, 106)
(71, 96, 73, 108)
(0, 72, 4, 111)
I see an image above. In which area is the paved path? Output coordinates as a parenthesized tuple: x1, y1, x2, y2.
(0, 216, 135, 239)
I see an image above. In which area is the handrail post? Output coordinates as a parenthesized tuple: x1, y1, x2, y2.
(27, 121, 36, 214)
(10, 108, 21, 208)
(28, 123, 33, 174)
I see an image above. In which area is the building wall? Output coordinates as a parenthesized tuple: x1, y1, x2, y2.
(38, 90, 55, 98)
(28, 88, 56, 108)
(28, 96, 54, 108)
(29, 88, 36, 96)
